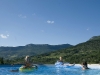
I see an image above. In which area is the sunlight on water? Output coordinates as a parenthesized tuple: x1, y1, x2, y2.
(0, 64, 100, 75)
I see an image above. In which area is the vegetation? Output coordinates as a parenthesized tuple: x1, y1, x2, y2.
(1, 36, 100, 64)
(0, 44, 72, 59)
(29, 36, 100, 64)
(0, 57, 4, 64)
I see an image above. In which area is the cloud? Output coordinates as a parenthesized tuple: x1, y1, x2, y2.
(41, 30, 44, 32)
(0, 34, 9, 39)
(47, 20, 54, 24)
(7, 34, 9, 36)
(18, 14, 27, 18)
(86, 28, 89, 31)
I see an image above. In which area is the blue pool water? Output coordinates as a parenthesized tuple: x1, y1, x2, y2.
(0, 64, 100, 75)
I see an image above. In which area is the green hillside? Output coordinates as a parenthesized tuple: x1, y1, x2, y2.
(1, 36, 100, 64)
(89, 36, 100, 41)
(29, 36, 100, 64)
(0, 44, 72, 59)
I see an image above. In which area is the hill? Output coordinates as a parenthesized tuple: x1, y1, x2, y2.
(0, 44, 72, 59)
(89, 36, 100, 41)
(29, 36, 100, 64)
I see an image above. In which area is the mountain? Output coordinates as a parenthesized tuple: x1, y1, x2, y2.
(0, 44, 72, 59)
(89, 36, 100, 41)
(29, 36, 100, 64)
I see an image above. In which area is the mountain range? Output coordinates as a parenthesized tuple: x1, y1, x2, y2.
(1, 35, 100, 64)
(0, 44, 72, 59)
(29, 35, 100, 64)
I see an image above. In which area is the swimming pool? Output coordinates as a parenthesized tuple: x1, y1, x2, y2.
(0, 64, 100, 75)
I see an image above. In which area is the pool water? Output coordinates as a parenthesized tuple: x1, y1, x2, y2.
(0, 64, 100, 75)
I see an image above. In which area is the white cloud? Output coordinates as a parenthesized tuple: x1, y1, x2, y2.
(86, 28, 89, 31)
(22, 16, 27, 18)
(7, 34, 9, 36)
(47, 20, 54, 24)
(41, 30, 44, 32)
(0, 34, 9, 39)
(18, 14, 27, 18)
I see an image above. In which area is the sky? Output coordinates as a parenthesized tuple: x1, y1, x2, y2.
(0, 0, 100, 46)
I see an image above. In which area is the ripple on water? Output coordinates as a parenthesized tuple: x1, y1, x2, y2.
(0, 65, 100, 75)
